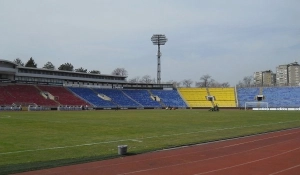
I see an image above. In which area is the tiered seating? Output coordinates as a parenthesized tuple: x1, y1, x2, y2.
(0, 84, 57, 106)
(0, 85, 15, 105)
(178, 88, 212, 107)
(68, 87, 116, 107)
(262, 87, 300, 107)
(93, 88, 140, 107)
(150, 90, 187, 108)
(237, 88, 260, 107)
(123, 89, 161, 107)
(38, 86, 89, 106)
(208, 88, 236, 107)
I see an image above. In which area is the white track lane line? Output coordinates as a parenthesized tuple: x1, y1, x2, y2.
(116, 135, 300, 175)
(82, 129, 300, 169)
(193, 147, 300, 175)
(268, 164, 300, 175)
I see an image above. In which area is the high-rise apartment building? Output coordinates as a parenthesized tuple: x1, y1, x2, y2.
(288, 62, 300, 86)
(276, 65, 288, 86)
(253, 70, 275, 86)
(253, 71, 263, 85)
(276, 62, 300, 86)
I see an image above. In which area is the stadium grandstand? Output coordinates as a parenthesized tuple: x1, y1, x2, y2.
(1, 59, 300, 111)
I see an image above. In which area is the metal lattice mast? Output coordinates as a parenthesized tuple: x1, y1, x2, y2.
(151, 34, 167, 84)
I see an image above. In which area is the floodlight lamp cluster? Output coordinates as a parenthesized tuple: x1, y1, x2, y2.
(151, 34, 168, 45)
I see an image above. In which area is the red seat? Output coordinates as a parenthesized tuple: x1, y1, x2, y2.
(38, 85, 89, 106)
(0, 84, 57, 106)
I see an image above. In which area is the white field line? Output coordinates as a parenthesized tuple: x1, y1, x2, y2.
(130, 139, 143, 142)
(139, 120, 300, 139)
(0, 115, 11, 118)
(0, 139, 140, 155)
(61, 129, 300, 169)
(0, 120, 299, 155)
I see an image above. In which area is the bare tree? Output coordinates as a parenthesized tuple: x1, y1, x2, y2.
(112, 68, 128, 76)
(151, 78, 156, 83)
(220, 82, 230, 87)
(196, 74, 215, 87)
(13, 58, 24, 66)
(200, 74, 213, 87)
(210, 79, 220, 87)
(237, 76, 253, 87)
(195, 81, 202, 87)
(43, 61, 55, 70)
(243, 76, 253, 86)
(195, 75, 231, 87)
(167, 80, 181, 87)
(182, 79, 193, 87)
(128, 76, 140, 83)
(140, 75, 155, 83)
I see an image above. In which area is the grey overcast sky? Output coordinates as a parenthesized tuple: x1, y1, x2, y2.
(1, 0, 300, 86)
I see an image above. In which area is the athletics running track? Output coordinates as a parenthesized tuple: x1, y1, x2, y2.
(16, 128, 300, 175)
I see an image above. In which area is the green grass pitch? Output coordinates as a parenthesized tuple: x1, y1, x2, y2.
(0, 110, 300, 174)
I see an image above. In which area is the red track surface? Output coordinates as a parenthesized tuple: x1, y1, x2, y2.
(16, 128, 300, 175)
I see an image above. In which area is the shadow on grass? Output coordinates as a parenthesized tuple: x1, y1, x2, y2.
(0, 151, 143, 175)
(0, 154, 119, 175)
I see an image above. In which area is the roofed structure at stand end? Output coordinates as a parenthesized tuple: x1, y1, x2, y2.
(0, 59, 173, 89)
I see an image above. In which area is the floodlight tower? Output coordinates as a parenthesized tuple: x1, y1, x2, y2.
(151, 34, 167, 84)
